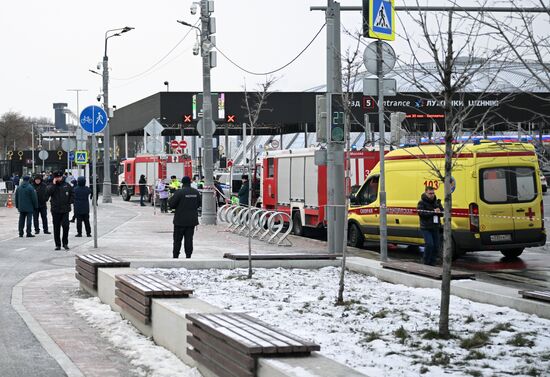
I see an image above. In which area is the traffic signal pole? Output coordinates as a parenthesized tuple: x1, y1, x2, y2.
(326, 0, 345, 254)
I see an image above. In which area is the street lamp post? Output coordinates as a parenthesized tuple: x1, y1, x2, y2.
(164, 81, 170, 92)
(177, 0, 217, 225)
(102, 26, 134, 203)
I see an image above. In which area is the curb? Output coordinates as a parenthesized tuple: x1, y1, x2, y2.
(11, 268, 84, 377)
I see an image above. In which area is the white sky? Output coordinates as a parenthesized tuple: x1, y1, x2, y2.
(0, 1, 545, 120)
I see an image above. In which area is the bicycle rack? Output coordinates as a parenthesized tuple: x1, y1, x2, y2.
(217, 205, 293, 247)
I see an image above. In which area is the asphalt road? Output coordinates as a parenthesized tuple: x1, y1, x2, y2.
(0, 199, 135, 376)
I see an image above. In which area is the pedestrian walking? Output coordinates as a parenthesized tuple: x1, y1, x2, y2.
(73, 176, 92, 237)
(12, 173, 20, 189)
(15, 176, 38, 237)
(139, 174, 147, 206)
(32, 174, 50, 234)
(47, 171, 74, 250)
(238, 174, 249, 206)
(417, 186, 444, 266)
(168, 176, 200, 259)
(155, 179, 169, 213)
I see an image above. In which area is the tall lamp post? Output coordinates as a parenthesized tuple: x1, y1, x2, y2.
(177, 0, 218, 225)
(101, 26, 134, 203)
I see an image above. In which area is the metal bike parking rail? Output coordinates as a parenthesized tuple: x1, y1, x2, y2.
(217, 205, 293, 246)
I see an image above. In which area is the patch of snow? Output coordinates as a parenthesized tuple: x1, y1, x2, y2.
(265, 359, 323, 377)
(72, 297, 202, 377)
(144, 266, 550, 377)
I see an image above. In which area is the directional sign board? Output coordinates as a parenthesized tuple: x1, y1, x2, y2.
(197, 119, 216, 137)
(69, 151, 75, 161)
(80, 105, 108, 134)
(363, 0, 395, 41)
(75, 150, 88, 165)
(144, 118, 164, 136)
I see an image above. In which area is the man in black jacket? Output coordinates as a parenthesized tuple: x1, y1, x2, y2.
(168, 176, 200, 259)
(417, 186, 444, 266)
(32, 174, 50, 234)
(47, 171, 74, 250)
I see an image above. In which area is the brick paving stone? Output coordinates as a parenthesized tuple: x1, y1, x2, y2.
(22, 269, 139, 377)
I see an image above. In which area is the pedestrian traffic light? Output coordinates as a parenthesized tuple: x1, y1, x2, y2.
(330, 94, 345, 143)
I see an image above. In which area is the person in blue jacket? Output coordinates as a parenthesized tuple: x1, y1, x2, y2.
(73, 176, 92, 237)
(15, 176, 38, 237)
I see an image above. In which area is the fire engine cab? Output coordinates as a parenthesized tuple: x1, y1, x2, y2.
(118, 154, 192, 201)
(261, 147, 381, 235)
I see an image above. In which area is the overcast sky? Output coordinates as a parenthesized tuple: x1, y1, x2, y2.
(0, 0, 545, 121)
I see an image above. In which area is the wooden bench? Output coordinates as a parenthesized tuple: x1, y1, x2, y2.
(115, 274, 193, 324)
(75, 254, 130, 289)
(519, 290, 550, 303)
(186, 312, 320, 377)
(223, 253, 341, 261)
(381, 261, 475, 280)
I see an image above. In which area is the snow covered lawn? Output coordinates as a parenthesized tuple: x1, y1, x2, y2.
(143, 266, 550, 377)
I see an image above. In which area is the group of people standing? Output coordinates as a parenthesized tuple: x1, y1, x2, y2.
(14, 171, 94, 250)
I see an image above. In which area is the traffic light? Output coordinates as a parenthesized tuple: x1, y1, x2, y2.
(330, 94, 345, 143)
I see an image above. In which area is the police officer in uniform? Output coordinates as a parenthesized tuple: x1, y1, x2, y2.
(47, 171, 74, 250)
(168, 176, 201, 258)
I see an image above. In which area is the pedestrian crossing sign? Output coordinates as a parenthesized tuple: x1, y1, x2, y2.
(364, 0, 395, 41)
(75, 150, 88, 165)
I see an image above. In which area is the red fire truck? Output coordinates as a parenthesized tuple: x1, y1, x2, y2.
(261, 148, 382, 235)
(118, 155, 193, 201)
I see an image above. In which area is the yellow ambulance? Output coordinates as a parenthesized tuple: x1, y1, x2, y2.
(348, 142, 546, 258)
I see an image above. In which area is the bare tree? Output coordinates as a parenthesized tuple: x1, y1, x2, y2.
(242, 76, 277, 279)
(0, 112, 30, 159)
(337, 31, 364, 305)
(398, 4, 518, 336)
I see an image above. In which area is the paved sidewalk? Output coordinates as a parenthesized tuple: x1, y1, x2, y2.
(2, 197, 331, 376)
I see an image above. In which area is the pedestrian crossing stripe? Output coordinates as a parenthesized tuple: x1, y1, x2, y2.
(75, 150, 88, 164)
(367, 0, 395, 41)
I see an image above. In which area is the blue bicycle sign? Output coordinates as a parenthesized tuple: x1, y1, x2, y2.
(79, 106, 108, 134)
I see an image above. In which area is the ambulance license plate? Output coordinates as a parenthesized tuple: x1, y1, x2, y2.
(490, 234, 512, 242)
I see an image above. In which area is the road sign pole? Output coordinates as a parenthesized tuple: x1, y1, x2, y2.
(92, 133, 98, 248)
(377, 39, 388, 262)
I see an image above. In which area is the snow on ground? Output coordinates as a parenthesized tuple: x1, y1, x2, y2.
(144, 266, 550, 377)
(72, 297, 203, 377)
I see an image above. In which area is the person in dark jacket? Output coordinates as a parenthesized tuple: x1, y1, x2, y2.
(47, 171, 74, 250)
(73, 176, 92, 237)
(12, 173, 20, 189)
(168, 176, 201, 259)
(32, 174, 50, 234)
(139, 174, 147, 207)
(238, 175, 249, 206)
(417, 186, 444, 266)
(15, 176, 38, 237)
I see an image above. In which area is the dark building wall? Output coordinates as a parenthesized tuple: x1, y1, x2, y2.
(110, 93, 162, 136)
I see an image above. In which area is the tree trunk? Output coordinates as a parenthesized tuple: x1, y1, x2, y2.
(439, 11, 455, 338)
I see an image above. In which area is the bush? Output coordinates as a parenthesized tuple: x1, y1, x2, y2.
(507, 333, 535, 347)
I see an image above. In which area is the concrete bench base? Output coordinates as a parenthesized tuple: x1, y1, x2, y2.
(79, 261, 365, 377)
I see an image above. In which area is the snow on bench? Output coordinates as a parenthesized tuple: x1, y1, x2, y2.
(186, 312, 320, 377)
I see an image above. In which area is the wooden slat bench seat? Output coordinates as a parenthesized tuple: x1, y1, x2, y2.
(519, 290, 550, 303)
(223, 253, 342, 261)
(381, 261, 475, 280)
(75, 254, 130, 289)
(186, 312, 320, 377)
(115, 274, 193, 324)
